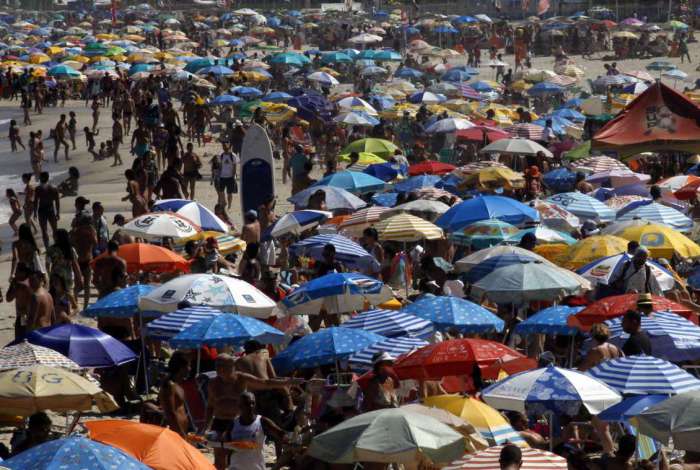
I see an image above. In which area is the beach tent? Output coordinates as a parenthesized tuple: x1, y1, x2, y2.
(593, 82, 700, 157)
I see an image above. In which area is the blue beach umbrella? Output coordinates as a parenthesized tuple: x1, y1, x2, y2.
(374, 50, 402, 61)
(616, 201, 692, 232)
(322, 51, 352, 64)
(231, 85, 263, 99)
(211, 94, 243, 106)
(470, 81, 496, 92)
(364, 163, 401, 182)
(394, 175, 442, 193)
(348, 337, 429, 370)
(547, 192, 616, 223)
(434, 25, 458, 33)
(453, 15, 478, 24)
(528, 82, 564, 96)
(198, 64, 234, 76)
(401, 296, 504, 333)
(341, 308, 434, 339)
(464, 253, 542, 284)
(264, 90, 293, 101)
(288, 185, 366, 210)
(587, 355, 700, 395)
(184, 57, 214, 73)
(83, 284, 157, 318)
(372, 192, 399, 207)
(436, 196, 540, 232)
(169, 313, 285, 348)
(145, 305, 220, 340)
(356, 49, 376, 59)
(543, 167, 577, 192)
(441, 69, 474, 82)
(281, 272, 391, 315)
(262, 209, 330, 239)
(152, 198, 229, 232)
(514, 305, 582, 336)
(2, 436, 150, 470)
(23, 323, 137, 368)
(128, 63, 151, 75)
(272, 327, 385, 373)
(598, 395, 669, 422)
(395, 67, 423, 79)
(288, 234, 378, 271)
(47, 64, 80, 78)
(312, 170, 385, 194)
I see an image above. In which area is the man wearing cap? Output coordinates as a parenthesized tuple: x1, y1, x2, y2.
(610, 247, 662, 296)
(363, 352, 399, 412)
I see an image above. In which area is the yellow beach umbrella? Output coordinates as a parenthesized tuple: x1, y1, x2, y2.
(374, 213, 443, 242)
(96, 33, 119, 40)
(259, 102, 297, 123)
(1, 60, 27, 68)
(424, 395, 529, 447)
(123, 34, 146, 42)
(176, 231, 245, 256)
(618, 223, 700, 259)
(534, 243, 569, 263)
(0, 365, 118, 416)
(68, 55, 90, 64)
(560, 235, 628, 269)
(338, 152, 386, 164)
(60, 60, 84, 70)
(153, 51, 174, 61)
(463, 167, 526, 190)
(510, 79, 532, 92)
(46, 46, 65, 56)
(29, 53, 50, 64)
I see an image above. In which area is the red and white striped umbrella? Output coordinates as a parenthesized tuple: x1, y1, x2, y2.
(444, 446, 568, 469)
(412, 187, 463, 202)
(504, 123, 544, 140)
(338, 206, 390, 235)
(546, 74, 578, 87)
(571, 155, 628, 173)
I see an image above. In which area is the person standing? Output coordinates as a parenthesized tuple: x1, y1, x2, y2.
(27, 269, 54, 332)
(6, 263, 33, 340)
(70, 215, 97, 310)
(9, 119, 25, 152)
(182, 142, 202, 200)
(218, 143, 238, 210)
(680, 34, 691, 63)
(159, 352, 191, 437)
(92, 202, 109, 254)
(21, 173, 36, 233)
(34, 172, 59, 250)
(52, 114, 70, 162)
(67, 111, 77, 150)
(621, 309, 652, 356)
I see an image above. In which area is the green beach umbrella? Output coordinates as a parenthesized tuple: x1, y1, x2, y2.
(340, 138, 400, 160)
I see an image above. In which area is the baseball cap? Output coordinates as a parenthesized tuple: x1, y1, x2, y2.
(75, 196, 90, 206)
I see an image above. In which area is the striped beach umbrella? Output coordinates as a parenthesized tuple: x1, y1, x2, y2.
(145, 306, 220, 340)
(342, 309, 434, 339)
(338, 206, 390, 235)
(374, 213, 443, 242)
(348, 337, 429, 370)
(503, 123, 544, 140)
(587, 355, 700, 395)
(152, 199, 229, 233)
(289, 234, 378, 270)
(547, 192, 616, 223)
(571, 155, 628, 173)
(444, 446, 567, 469)
(616, 201, 692, 232)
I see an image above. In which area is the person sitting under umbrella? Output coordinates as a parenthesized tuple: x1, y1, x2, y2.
(11, 412, 53, 457)
(363, 352, 399, 412)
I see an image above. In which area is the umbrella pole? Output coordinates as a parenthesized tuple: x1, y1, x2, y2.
(549, 410, 554, 452)
(403, 242, 409, 299)
(139, 312, 150, 394)
(197, 349, 201, 376)
(66, 412, 82, 435)
(568, 335, 575, 368)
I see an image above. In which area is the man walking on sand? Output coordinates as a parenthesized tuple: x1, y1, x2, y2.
(34, 172, 59, 250)
(53, 114, 70, 162)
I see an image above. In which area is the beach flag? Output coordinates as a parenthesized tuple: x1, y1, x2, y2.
(537, 0, 550, 15)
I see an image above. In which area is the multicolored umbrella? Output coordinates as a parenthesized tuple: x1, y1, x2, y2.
(341, 308, 434, 339)
(530, 199, 581, 232)
(152, 199, 229, 232)
(617, 222, 700, 258)
(2, 436, 149, 470)
(576, 253, 675, 291)
(458, 220, 519, 249)
(444, 446, 567, 469)
(0, 341, 81, 371)
(288, 185, 367, 211)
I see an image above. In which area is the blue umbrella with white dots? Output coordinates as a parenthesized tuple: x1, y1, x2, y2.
(401, 296, 505, 333)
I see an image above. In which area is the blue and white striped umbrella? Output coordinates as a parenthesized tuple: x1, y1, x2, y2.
(482, 365, 621, 416)
(514, 305, 583, 336)
(288, 185, 367, 211)
(271, 327, 385, 373)
(169, 313, 285, 348)
(152, 199, 229, 232)
(281, 272, 393, 315)
(289, 234, 379, 271)
(83, 284, 158, 318)
(341, 309, 434, 339)
(145, 306, 220, 340)
(576, 253, 675, 291)
(616, 201, 693, 232)
(505, 227, 577, 245)
(587, 355, 700, 395)
(262, 210, 331, 239)
(401, 296, 504, 333)
(348, 337, 429, 370)
(547, 192, 616, 223)
(605, 311, 700, 362)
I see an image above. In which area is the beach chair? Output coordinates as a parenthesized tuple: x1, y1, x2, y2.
(182, 377, 208, 432)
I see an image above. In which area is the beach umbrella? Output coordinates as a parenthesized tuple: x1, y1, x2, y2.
(47, 63, 80, 78)
(272, 327, 384, 372)
(394, 175, 442, 192)
(288, 233, 378, 271)
(121, 212, 200, 240)
(604, 311, 700, 362)
(0, 340, 80, 371)
(441, 69, 475, 82)
(503, 123, 544, 140)
(399, 403, 489, 452)
(424, 395, 527, 446)
(334, 111, 380, 126)
(307, 71, 339, 86)
(347, 33, 383, 44)
(23, 324, 136, 368)
(394, 338, 526, 380)
(83, 284, 158, 318)
(263, 210, 330, 239)
(455, 245, 554, 273)
(660, 174, 700, 193)
(571, 155, 628, 173)
(169, 313, 284, 348)
(576, 253, 675, 290)
(198, 65, 234, 76)
(593, 74, 629, 87)
(617, 222, 700, 258)
(2, 436, 149, 469)
(471, 260, 587, 304)
(588, 355, 700, 395)
(361, 65, 388, 76)
(145, 306, 220, 340)
(532, 116, 574, 137)
(436, 196, 540, 232)
(231, 85, 263, 99)
(454, 220, 519, 249)
(84, 420, 214, 470)
(633, 390, 700, 449)
(341, 138, 399, 160)
(211, 94, 242, 106)
(337, 206, 389, 235)
(349, 337, 429, 370)
(281, 272, 393, 315)
(308, 408, 464, 465)
(567, 294, 694, 331)
(462, 167, 526, 190)
(341, 308, 434, 339)
(373, 213, 443, 242)
(426, 117, 474, 133)
(312, 171, 385, 194)
(270, 51, 309, 66)
(482, 365, 620, 415)
(616, 202, 692, 232)
(139, 274, 276, 317)
(530, 199, 581, 232)
(386, 200, 450, 222)
(263, 90, 293, 102)
(173, 232, 245, 257)
(289, 185, 366, 210)
(547, 192, 615, 223)
(90, 243, 189, 274)
(401, 297, 504, 333)
(561, 235, 629, 269)
(444, 446, 567, 469)
(598, 395, 669, 422)
(480, 138, 553, 157)
(395, 67, 423, 79)
(0, 365, 118, 415)
(551, 107, 586, 123)
(506, 226, 576, 245)
(662, 68, 688, 80)
(337, 96, 378, 115)
(515, 305, 582, 336)
(321, 52, 352, 64)
(528, 82, 564, 96)
(604, 195, 650, 211)
(464, 253, 549, 284)
(408, 91, 446, 104)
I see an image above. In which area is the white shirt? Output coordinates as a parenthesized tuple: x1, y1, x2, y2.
(228, 415, 266, 470)
(220, 152, 239, 179)
(622, 263, 662, 295)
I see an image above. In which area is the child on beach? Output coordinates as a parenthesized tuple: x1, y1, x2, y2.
(8, 120, 25, 152)
(57, 167, 80, 197)
(84, 127, 98, 158)
(6, 189, 22, 235)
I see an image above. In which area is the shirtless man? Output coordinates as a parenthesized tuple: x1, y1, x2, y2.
(6, 263, 33, 340)
(159, 351, 190, 437)
(71, 215, 97, 310)
(34, 172, 59, 250)
(203, 354, 302, 470)
(53, 114, 70, 162)
(21, 173, 37, 233)
(93, 241, 131, 339)
(240, 210, 261, 245)
(27, 269, 53, 331)
(181, 142, 201, 200)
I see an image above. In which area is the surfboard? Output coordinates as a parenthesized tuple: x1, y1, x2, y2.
(240, 123, 275, 216)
